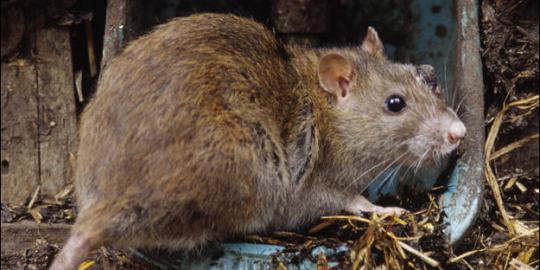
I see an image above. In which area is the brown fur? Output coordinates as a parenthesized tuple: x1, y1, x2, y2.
(50, 13, 464, 269)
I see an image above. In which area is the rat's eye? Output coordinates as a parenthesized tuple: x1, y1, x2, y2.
(385, 95, 406, 113)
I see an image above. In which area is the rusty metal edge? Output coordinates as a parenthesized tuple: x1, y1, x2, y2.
(442, 0, 485, 245)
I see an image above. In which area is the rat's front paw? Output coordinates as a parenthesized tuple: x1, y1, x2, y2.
(371, 206, 408, 217)
(346, 195, 408, 217)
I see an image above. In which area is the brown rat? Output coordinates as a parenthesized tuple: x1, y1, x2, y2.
(50, 13, 466, 269)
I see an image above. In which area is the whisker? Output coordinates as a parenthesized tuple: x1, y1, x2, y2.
(376, 165, 401, 193)
(450, 81, 458, 108)
(454, 91, 471, 114)
(345, 157, 391, 189)
(431, 151, 439, 168)
(443, 26, 456, 106)
(353, 151, 408, 191)
(413, 150, 430, 176)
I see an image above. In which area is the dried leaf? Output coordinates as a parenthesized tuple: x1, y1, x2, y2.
(77, 260, 96, 270)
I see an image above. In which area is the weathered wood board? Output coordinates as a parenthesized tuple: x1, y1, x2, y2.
(1, 62, 40, 205)
(35, 27, 77, 197)
(1, 26, 77, 204)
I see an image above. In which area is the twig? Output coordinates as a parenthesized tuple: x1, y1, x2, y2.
(397, 241, 440, 267)
(321, 215, 372, 224)
(490, 133, 539, 161)
(507, 95, 539, 108)
(448, 248, 487, 263)
(75, 70, 84, 102)
(449, 228, 539, 263)
(485, 106, 516, 235)
(85, 20, 98, 77)
(483, 94, 538, 235)
(27, 185, 41, 210)
(308, 219, 336, 234)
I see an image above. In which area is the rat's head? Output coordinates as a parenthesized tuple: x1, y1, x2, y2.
(318, 27, 466, 167)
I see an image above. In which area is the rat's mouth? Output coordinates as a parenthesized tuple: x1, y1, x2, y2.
(440, 141, 461, 155)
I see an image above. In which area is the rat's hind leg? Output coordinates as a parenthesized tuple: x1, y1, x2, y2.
(49, 199, 216, 270)
(49, 204, 151, 270)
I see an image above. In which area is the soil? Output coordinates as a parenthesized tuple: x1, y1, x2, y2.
(451, 0, 539, 268)
(1, 0, 538, 269)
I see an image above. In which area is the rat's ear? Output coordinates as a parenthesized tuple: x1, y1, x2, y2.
(361, 27, 384, 58)
(318, 53, 354, 102)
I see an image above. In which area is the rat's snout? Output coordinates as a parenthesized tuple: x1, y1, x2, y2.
(447, 121, 466, 144)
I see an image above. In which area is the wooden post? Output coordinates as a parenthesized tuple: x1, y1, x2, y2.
(101, 0, 147, 70)
(2, 0, 152, 204)
(34, 26, 77, 197)
(1, 62, 40, 204)
(1, 24, 77, 204)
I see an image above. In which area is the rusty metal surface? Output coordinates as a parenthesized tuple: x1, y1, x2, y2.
(441, 0, 485, 245)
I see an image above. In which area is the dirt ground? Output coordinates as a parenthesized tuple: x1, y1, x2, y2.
(1, 0, 539, 269)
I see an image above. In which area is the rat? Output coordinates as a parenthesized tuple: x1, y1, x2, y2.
(50, 13, 466, 269)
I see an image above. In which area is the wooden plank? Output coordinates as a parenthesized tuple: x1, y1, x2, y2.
(0, 61, 40, 205)
(34, 27, 77, 197)
(0, 222, 71, 256)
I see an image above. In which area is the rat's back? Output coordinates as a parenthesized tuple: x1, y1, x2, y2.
(76, 13, 294, 205)
(49, 14, 296, 270)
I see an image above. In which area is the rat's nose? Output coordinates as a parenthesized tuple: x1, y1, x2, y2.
(448, 121, 466, 144)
